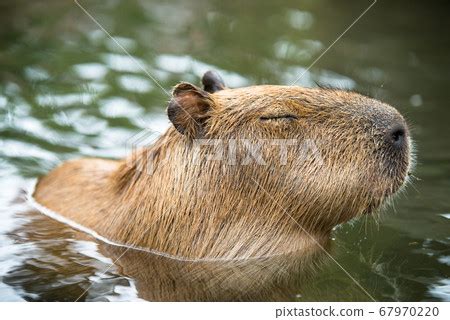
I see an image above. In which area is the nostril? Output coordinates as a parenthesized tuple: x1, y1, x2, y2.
(387, 126, 406, 146)
(391, 128, 405, 142)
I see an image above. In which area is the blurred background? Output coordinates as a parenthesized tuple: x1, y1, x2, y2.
(0, 0, 449, 301)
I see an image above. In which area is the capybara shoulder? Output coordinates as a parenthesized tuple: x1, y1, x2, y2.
(34, 158, 120, 227)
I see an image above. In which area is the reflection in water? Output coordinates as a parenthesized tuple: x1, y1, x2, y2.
(5, 195, 326, 301)
(0, 0, 449, 301)
(100, 244, 318, 301)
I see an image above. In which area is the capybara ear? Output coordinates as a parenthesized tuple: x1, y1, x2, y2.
(202, 70, 226, 93)
(167, 82, 214, 137)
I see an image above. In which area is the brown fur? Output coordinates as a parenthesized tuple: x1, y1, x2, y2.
(33, 77, 411, 261)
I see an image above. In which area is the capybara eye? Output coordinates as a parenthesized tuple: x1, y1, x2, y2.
(260, 114, 298, 121)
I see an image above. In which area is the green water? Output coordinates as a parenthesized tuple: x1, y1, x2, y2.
(0, 0, 449, 301)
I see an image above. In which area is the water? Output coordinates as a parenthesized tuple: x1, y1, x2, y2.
(0, 0, 449, 301)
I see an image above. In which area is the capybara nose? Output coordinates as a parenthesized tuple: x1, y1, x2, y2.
(386, 123, 407, 148)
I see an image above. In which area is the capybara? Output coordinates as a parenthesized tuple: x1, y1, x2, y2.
(33, 71, 412, 261)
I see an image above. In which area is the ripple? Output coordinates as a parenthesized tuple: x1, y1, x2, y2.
(52, 110, 108, 136)
(440, 213, 450, 219)
(0, 283, 25, 301)
(287, 9, 314, 30)
(155, 54, 249, 87)
(103, 282, 144, 302)
(282, 66, 314, 86)
(0, 179, 39, 302)
(117, 74, 153, 93)
(12, 117, 77, 148)
(72, 114, 108, 136)
(73, 63, 108, 80)
(428, 279, 450, 301)
(69, 241, 113, 265)
(105, 36, 137, 53)
(317, 70, 356, 89)
(155, 54, 191, 73)
(99, 97, 143, 118)
(0, 95, 7, 108)
(0, 140, 59, 163)
(274, 39, 323, 61)
(24, 66, 50, 82)
(438, 256, 450, 266)
(102, 53, 147, 73)
(35, 93, 97, 108)
(132, 113, 169, 132)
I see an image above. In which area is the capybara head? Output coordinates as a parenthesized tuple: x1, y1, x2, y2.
(162, 71, 412, 235)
